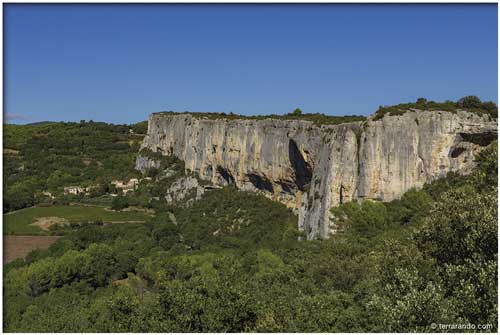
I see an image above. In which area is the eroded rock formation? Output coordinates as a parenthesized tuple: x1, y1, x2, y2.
(136, 110, 497, 239)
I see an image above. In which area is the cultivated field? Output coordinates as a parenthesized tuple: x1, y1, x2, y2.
(3, 205, 152, 235)
(4, 235, 61, 263)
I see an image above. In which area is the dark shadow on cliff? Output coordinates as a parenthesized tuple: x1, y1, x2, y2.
(217, 166, 235, 184)
(288, 139, 312, 191)
(248, 173, 274, 193)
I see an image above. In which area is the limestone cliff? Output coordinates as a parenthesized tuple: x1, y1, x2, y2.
(136, 110, 497, 239)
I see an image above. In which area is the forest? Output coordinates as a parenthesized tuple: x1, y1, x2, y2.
(3, 121, 147, 213)
(3, 115, 497, 332)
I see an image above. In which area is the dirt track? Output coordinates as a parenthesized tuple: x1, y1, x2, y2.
(4, 236, 61, 263)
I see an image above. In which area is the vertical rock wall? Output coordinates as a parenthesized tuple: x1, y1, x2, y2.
(137, 110, 497, 239)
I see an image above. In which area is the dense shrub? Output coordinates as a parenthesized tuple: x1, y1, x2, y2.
(153, 110, 366, 126)
(111, 195, 129, 210)
(373, 95, 498, 120)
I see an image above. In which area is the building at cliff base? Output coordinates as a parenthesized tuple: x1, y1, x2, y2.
(111, 178, 139, 194)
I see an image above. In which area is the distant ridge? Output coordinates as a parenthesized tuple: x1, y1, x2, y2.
(25, 121, 57, 126)
(4, 121, 58, 126)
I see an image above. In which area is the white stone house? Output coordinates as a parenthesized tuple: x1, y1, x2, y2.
(111, 178, 139, 194)
(64, 186, 87, 195)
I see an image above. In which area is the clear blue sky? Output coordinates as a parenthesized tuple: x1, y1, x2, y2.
(4, 4, 498, 124)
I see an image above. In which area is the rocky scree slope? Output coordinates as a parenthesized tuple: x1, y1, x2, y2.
(136, 110, 497, 239)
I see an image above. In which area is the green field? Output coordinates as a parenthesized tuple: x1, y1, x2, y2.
(3, 205, 152, 235)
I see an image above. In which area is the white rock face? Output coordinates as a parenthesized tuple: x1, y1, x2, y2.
(164, 176, 205, 206)
(137, 110, 497, 239)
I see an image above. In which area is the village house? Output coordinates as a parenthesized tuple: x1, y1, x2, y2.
(63, 186, 88, 195)
(42, 191, 55, 199)
(111, 178, 139, 194)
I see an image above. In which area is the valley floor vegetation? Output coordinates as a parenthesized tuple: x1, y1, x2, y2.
(3, 120, 146, 213)
(3, 117, 497, 332)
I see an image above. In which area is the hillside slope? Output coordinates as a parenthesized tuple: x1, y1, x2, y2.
(4, 140, 497, 332)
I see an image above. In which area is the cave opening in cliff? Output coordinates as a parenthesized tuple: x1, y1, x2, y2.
(450, 147, 467, 158)
(288, 139, 312, 191)
(278, 181, 294, 194)
(247, 173, 274, 193)
(216, 166, 235, 185)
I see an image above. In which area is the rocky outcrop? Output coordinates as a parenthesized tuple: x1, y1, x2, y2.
(137, 110, 497, 239)
(164, 176, 205, 207)
(135, 155, 161, 172)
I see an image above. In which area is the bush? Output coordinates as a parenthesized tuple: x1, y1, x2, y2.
(373, 96, 498, 120)
(111, 196, 128, 210)
(457, 95, 482, 109)
(331, 200, 388, 238)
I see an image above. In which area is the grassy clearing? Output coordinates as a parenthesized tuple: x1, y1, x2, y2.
(3, 205, 152, 235)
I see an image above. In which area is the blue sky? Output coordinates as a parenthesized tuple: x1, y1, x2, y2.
(4, 4, 498, 124)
